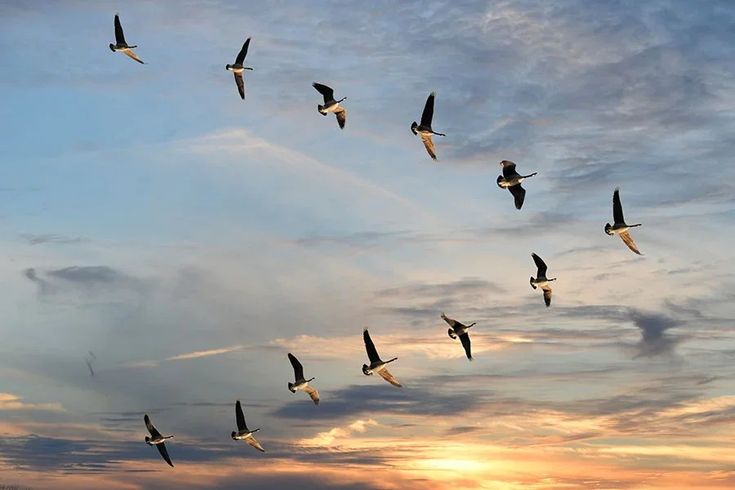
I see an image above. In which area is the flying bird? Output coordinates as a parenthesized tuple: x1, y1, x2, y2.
(287, 353, 320, 405)
(231, 400, 265, 452)
(144, 414, 174, 467)
(530, 253, 556, 307)
(312, 83, 347, 129)
(605, 188, 643, 255)
(225, 38, 253, 100)
(497, 160, 537, 210)
(362, 329, 402, 387)
(411, 92, 445, 160)
(84, 351, 96, 377)
(109, 14, 144, 64)
(441, 313, 475, 360)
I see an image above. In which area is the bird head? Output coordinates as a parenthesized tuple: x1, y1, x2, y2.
(144, 436, 151, 444)
(410, 122, 418, 135)
(109, 44, 116, 52)
(604, 223, 613, 235)
(287, 382, 296, 393)
(231, 431, 237, 439)
(362, 364, 372, 376)
(447, 328, 457, 339)
(500, 160, 514, 167)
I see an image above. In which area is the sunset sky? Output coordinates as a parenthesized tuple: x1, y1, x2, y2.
(1, 1, 735, 489)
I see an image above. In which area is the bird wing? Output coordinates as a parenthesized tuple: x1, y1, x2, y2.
(619, 230, 642, 255)
(312, 82, 334, 104)
(303, 385, 320, 405)
(378, 367, 402, 388)
(613, 188, 625, 225)
(459, 333, 472, 360)
(122, 48, 144, 64)
(541, 285, 552, 307)
(246, 434, 265, 452)
(502, 162, 519, 179)
(156, 442, 174, 467)
(235, 400, 248, 432)
(508, 184, 526, 210)
(234, 72, 245, 99)
(335, 107, 347, 129)
(440, 313, 457, 328)
(114, 14, 126, 45)
(288, 353, 305, 381)
(420, 133, 437, 160)
(235, 38, 250, 65)
(531, 253, 548, 277)
(420, 92, 435, 127)
(144, 414, 163, 439)
(363, 329, 381, 363)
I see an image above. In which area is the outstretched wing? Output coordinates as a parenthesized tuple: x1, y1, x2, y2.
(541, 285, 552, 307)
(378, 368, 402, 388)
(459, 333, 472, 360)
(246, 434, 265, 452)
(114, 14, 126, 45)
(420, 92, 435, 127)
(502, 162, 520, 179)
(363, 329, 381, 363)
(144, 414, 162, 439)
(440, 313, 457, 328)
(312, 82, 334, 103)
(156, 442, 174, 467)
(235, 38, 250, 65)
(122, 48, 144, 64)
(531, 253, 548, 277)
(619, 230, 642, 255)
(420, 133, 437, 160)
(235, 400, 248, 432)
(303, 385, 320, 405)
(234, 72, 245, 99)
(288, 353, 304, 381)
(335, 107, 347, 129)
(613, 188, 625, 225)
(508, 184, 526, 210)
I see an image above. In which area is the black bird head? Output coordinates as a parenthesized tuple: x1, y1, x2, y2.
(362, 364, 372, 376)
(109, 43, 116, 52)
(231, 431, 237, 439)
(144, 436, 151, 444)
(604, 223, 613, 235)
(410, 121, 418, 135)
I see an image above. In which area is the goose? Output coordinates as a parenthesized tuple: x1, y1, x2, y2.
(287, 353, 319, 405)
(440, 313, 475, 360)
(497, 160, 537, 210)
(312, 83, 347, 129)
(143, 414, 174, 467)
(225, 38, 253, 100)
(605, 188, 642, 255)
(362, 329, 402, 387)
(411, 92, 445, 160)
(530, 253, 556, 307)
(109, 14, 144, 64)
(231, 400, 265, 452)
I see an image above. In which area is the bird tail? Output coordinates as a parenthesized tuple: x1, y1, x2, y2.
(530, 277, 537, 289)
(448, 328, 457, 339)
(288, 382, 296, 393)
(604, 223, 613, 235)
(410, 122, 418, 135)
(523, 172, 538, 179)
(128, 44, 137, 49)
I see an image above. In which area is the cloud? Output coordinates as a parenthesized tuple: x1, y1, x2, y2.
(19, 233, 86, 246)
(629, 310, 682, 358)
(0, 393, 62, 412)
(123, 344, 247, 368)
(299, 419, 378, 447)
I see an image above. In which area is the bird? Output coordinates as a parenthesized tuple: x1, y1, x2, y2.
(441, 313, 475, 360)
(530, 253, 556, 307)
(109, 14, 144, 64)
(312, 83, 347, 129)
(84, 351, 96, 377)
(225, 38, 253, 100)
(231, 400, 265, 452)
(143, 414, 174, 467)
(497, 160, 538, 210)
(362, 329, 402, 387)
(411, 92, 445, 160)
(605, 188, 643, 255)
(287, 353, 320, 405)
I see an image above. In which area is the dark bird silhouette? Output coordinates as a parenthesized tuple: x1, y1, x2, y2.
(496, 160, 537, 210)
(313, 83, 347, 129)
(530, 253, 556, 307)
(605, 188, 643, 255)
(441, 313, 475, 360)
(362, 329, 402, 387)
(231, 400, 265, 452)
(109, 14, 144, 64)
(144, 414, 174, 467)
(411, 92, 445, 160)
(225, 38, 253, 100)
(287, 353, 320, 405)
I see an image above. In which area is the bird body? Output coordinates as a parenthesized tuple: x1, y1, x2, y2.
(231, 400, 265, 452)
(497, 161, 537, 210)
(411, 92, 445, 160)
(143, 414, 174, 467)
(605, 188, 643, 255)
(362, 329, 402, 387)
(110, 15, 144, 64)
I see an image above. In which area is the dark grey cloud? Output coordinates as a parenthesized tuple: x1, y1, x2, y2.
(46, 266, 130, 286)
(629, 310, 682, 358)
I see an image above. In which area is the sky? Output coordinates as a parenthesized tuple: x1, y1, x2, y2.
(1, 0, 735, 488)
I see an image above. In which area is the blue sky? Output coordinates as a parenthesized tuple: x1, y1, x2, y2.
(1, 1, 735, 489)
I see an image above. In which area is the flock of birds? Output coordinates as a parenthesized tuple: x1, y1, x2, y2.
(106, 14, 646, 467)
